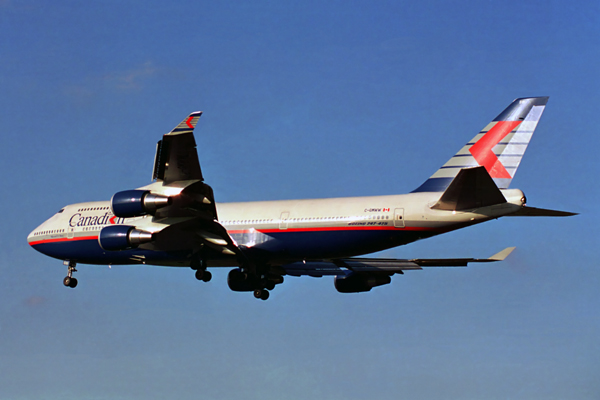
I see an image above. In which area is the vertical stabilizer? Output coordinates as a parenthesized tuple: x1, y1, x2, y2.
(413, 97, 548, 192)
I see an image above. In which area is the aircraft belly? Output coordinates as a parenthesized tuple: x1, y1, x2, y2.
(31, 238, 190, 266)
(234, 228, 439, 259)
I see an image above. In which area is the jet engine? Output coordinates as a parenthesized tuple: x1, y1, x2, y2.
(227, 268, 256, 292)
(99, 225, 153, 251)
(227, 269, 285, 292)
(111, 190, 171, 218)
(334, 273, 392, 293)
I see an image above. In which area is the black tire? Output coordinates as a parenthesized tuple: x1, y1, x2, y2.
(201, 270, 212, 282)
(253, 289, 263, 299)
(194, 270, 204, 281)
(265, 281, 275, 291)
(69, 278, 78, 288)
(63, 277, 71, 287)
(260, 290, 270, 301)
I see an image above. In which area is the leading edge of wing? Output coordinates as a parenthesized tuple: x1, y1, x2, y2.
(403, 246, 515, 267)
(281, 247, 515, 276)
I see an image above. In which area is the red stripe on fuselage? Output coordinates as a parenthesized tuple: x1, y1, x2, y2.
(29, 236, 98, 246)
(29, 226, 444, 246)
(227, 226, 440, 234)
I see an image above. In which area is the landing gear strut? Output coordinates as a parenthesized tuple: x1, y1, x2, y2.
(62, 260, 78, 288)
(191, 258, 212, 282)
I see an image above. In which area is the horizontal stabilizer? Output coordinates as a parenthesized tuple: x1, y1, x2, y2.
(432, 166, 506, 211)
(507, 205, 578, 217)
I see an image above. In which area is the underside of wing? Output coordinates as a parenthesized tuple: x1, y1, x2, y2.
(280, 247, 515, 293)
(281, 247, 515, 277)
(143, 216, 242, 260)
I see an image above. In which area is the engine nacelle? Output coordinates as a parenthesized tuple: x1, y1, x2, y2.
(111, 190, 171, 218)
(99, 225, 153, 251)
(227, 268, 256, 292)
(334, 273, 392, 293)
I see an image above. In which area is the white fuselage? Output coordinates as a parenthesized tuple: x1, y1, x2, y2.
(27, 189, 525, 267)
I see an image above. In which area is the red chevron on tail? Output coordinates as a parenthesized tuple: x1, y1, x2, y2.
(469, 120, 521, 179)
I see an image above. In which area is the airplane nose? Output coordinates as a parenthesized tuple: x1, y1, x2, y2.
(27, 228, 37, 246)
(27, 230, 35, 246)
(27, 221, 46, 246)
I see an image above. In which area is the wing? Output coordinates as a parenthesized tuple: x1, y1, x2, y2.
(148, 216, 241, 258)
(153, 111, 204, 184)
(282, 247, 515, 277)
(141, 112, 245, 262)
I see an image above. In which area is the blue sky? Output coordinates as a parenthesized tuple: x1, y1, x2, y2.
(1, 1, 599, 399)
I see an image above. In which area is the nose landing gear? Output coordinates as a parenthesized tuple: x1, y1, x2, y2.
(62, 260, 78, 288)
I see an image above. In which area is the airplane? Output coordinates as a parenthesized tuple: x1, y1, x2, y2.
(27, 97, 576, 300)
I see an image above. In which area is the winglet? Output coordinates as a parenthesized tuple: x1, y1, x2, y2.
(167, 111, 203, 136)
(488, 247, 515, 261)
(152, 112, 204, 182)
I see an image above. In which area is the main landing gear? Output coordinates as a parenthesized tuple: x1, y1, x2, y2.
(228, 268, 283, 301)
(253, 288, 270, 301)
(62, 260, 78, 288)
(191, 258, 212, 282)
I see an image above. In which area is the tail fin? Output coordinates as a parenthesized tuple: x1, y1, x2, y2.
(413, 97, 549, 192)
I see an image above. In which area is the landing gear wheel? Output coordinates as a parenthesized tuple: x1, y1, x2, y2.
(63, 260, 78, 288)
(265, 281, 275, 291)
(195, 269, 212, 282)
(63, 276, 78, 288)
(253, 289, 270, 300)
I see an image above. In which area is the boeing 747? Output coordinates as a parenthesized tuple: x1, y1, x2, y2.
(28, 97, 575, 300)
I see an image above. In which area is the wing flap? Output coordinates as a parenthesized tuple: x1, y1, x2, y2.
(145, 217, 241, 259)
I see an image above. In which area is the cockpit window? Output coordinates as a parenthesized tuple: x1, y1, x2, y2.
(57, 208, 65, 213)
